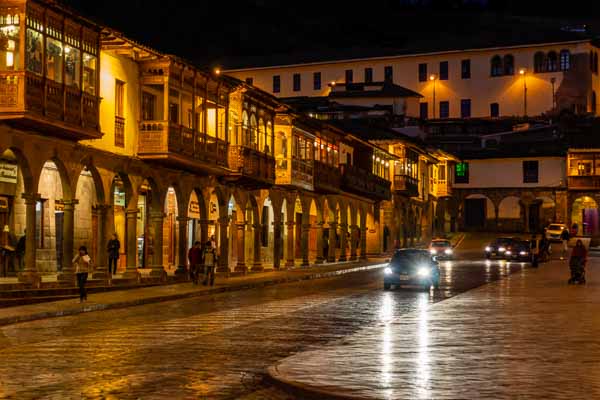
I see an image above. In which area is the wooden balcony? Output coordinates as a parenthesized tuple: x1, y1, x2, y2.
(0, 72, 101, 141)
(435, 183, 452, 198)
(138, 120, 228, 175)
(394, 175, 419, 197)
(224, 145, 275, 188)
(313, 160, 342, 194)
(340, 164, 391, 201)
(275, 157, 314, 191)
(568, 175, 600, 190)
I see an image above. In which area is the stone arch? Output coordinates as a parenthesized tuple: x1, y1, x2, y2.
(73, 165, 100, 266)
(463, 193, 496, 231)
(571, 196, 598, 236)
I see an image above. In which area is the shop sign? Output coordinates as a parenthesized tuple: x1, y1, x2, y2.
(188, 200, 200, 219)
(0, 162, 17, 184)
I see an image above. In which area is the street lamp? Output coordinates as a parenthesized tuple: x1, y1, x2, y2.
(430, 74, 437, 119)
(519, 68, 527, 117)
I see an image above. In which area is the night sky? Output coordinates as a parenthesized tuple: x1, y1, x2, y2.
(61, 0, 600, 69)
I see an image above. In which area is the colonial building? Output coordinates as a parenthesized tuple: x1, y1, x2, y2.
(566, 148, 600, 236)
(0, 0, 451, 286)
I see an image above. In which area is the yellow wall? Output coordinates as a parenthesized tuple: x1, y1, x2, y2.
(227, 41, 596, 118)
(81, 51, 140, 156)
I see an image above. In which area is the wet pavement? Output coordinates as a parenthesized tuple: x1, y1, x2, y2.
(0, 256, 524, 399)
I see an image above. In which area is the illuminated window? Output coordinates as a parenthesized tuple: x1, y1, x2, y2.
(560, 50, 571, 71)
(46, 37, 63, 83)
(82, 53, 97, 95)
(455, 162, 469, 183)
(115, 80, 125, 148)
(26, 29, 43, 74)
(0, 15, 20, 70)
(64, 46, 80, 87)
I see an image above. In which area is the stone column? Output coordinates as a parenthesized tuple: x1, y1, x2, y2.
(92, 204, 111, 280)
(123, 208, 140, 280)
(315, 221, 324, 264)
(338, 222, 348, 262)
(285, 221, 295, 268)
(251, 223, 263, 271)
(149, 211, 166, 280)
(273, 217, 282, 270)
(175, 216, 189, 277)
(58, 199, 78, 283)
(301, 220, 310, 267)
(327, 221, 337, 263)
(360, 224, 368, 261)
(349, 224, 359, 261)
(217, 216, 229, 273)
(199, 219, 209, 244)
(18, 193, 41, 286)
(235, 221, 246, 272)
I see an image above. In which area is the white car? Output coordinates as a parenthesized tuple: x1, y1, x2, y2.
(545, 224, 568, 242)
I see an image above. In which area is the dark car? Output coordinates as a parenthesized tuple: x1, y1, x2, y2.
(511, 240, 533, 262)
(484, 237, 519, 259)
(384, 249, 440, 290)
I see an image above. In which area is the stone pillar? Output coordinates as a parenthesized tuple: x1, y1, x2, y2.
(18, 193, 41, 286)
(251, 223, 263, 271)
(175, 216, 189, 277)
(315, 221, 324, 264)
(301, 219, 310, 267)
(123, 208, 140, 280)
(58, 199, 78, 283)
(235, 221, 246, 272)
(360, 224, 368, 261)
(285, 221, 295, 268)
(349, 224, 358, 261)
(327, 221, 337, 263)
(217, 216, 229, 273)
(338, 222, 348, 262)
(494, 205, 500, 232)
(149, 211, 166, 280)
(199, 219, 209, 244)
(273, 217, 282, 270)
(92, 204, 111, 280)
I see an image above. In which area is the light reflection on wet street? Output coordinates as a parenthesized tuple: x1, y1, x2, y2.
(0, 258, 525, 399)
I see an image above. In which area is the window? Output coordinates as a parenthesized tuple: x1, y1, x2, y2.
(345, 69, 353, 83)
(439, 101, 449, 119)
(364, 67, 373, 83)
(384, 65, 393, 82)
(490, 102, 500, 117)
(490, 55, 503, 76)
(503, 54, 514, 75)
(169, 103, 179, 124)
(461, 59, 471, 79)
(25, 29, 43, 74)
(272, 75, 280, 93)
(439, 61, 448, 80)
(0, 14, 21, 71)
(560, 50, 571, 71)
(114, 80, 125, 148)
(313, 72, 321, 90)
(142, 92, 156, 121)
(418, 63, 427, 82)
(64, 46, 80, 87)
(245, 77, 253, 85)
(45, 37, 63, 83)
(419, 102, 428, 119)
(293, 73, 301, 91)
(534, 52, 545, 73)
(82, 53, 97, 95)
(546, 51, 558, 72)
(460, 99, 471, 118)
(523, 160, 539, 183)
(455, 162, 469, 183)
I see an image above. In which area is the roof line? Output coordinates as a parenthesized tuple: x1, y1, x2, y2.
(224, 39, 590, 72)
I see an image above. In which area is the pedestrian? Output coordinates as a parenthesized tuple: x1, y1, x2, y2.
(16, 229, 25, 270)
(210, 235, 217, 252)
(73, 246, 92, 303)
(560, 228, 570, 260)
(107, 233, 120, 275)
(188, 241, 202, 284)
(570, 239, 588, 266)
(202, 240, 217, 286)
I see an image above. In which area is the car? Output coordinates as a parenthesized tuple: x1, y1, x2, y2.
(484, 237, 519, 259)
(384, 249, 440, 290)
(511, 240, 533, 261)
(545, 223, 568, 242)
(429, 239, 454, 259)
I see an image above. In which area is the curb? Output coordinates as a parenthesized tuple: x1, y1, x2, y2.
(0, 262, 385, 327)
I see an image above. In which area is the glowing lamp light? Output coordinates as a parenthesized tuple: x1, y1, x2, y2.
(519, 68, 526, 75)
(214, 67, 221, 75)
(429, 74, 436, 81)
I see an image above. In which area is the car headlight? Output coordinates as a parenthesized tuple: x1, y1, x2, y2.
(498, 247, 506, 252)
(444, 248, 453, 255)
(505, 250, 512, 255)
(430, 249, 437, 255)
(485, 246, 491, 252)
(417, 267, 430, 277)
(384, 267, 393, 275)
(519, 251, 527, 256)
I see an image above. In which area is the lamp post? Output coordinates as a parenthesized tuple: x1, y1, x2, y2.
(430, 74, 437, 119)
(519, 68, 527, 117)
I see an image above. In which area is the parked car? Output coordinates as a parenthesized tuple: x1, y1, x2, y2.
(384, 249, 440, 290)
(484, 237, 519, 259)
(545, 224, 568, 242)
(429, 239, 454, 259)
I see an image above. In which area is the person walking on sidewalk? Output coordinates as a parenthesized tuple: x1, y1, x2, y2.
(202, 240, 217, 286)
(73, 246, 93, 303)
(560, 228, 570, 260)
(16, 229, 25, 270)
(188, 241, 202, 284)
(107, 233, 120, 275)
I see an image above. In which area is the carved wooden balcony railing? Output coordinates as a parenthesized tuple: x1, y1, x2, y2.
(226, 145, 275, 188)
(0, 71, 101, 140)
(138, 120, 228, 174)
(340, 164, 392, 201)
(394, 174, 419, 197)
(435, 182, 452, 197)
(313, 160, 342, 194)
(568, 176, 600, 190)
(275, 156, 314, 191)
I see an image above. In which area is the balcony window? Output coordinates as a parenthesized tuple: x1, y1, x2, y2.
(82, 53, 97, 95)
(0, 18, 20, 70)
(142, 92, 156, 121)
(64, 46, 80, 87)
(207, 106, 217, 137)
(249, 114, 257, 149)
(258, 118, 266, 152)
(195, 97, 204, 131)
(218, 107, 226, 141)
(26, 28, 43, 75)
(266, 121, 274, 155)
(276, 133, 287, 169)
(46, 37, 63, 83)
(169, 103, 179, 124)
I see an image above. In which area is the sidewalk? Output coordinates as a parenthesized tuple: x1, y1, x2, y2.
(0, 259, 385, 327)
(269, 256, 600, 399)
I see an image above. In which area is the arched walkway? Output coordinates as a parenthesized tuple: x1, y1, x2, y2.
(572, 196, 598, 236)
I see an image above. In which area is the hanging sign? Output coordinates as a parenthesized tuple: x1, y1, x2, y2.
(188, 200, 200, 219)
(0, 162, 17, 184)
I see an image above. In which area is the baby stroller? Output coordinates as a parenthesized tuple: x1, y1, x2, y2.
(568, 256, 586, 285)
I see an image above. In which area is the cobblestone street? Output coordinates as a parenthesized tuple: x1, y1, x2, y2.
(0, 256, 520, 399)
